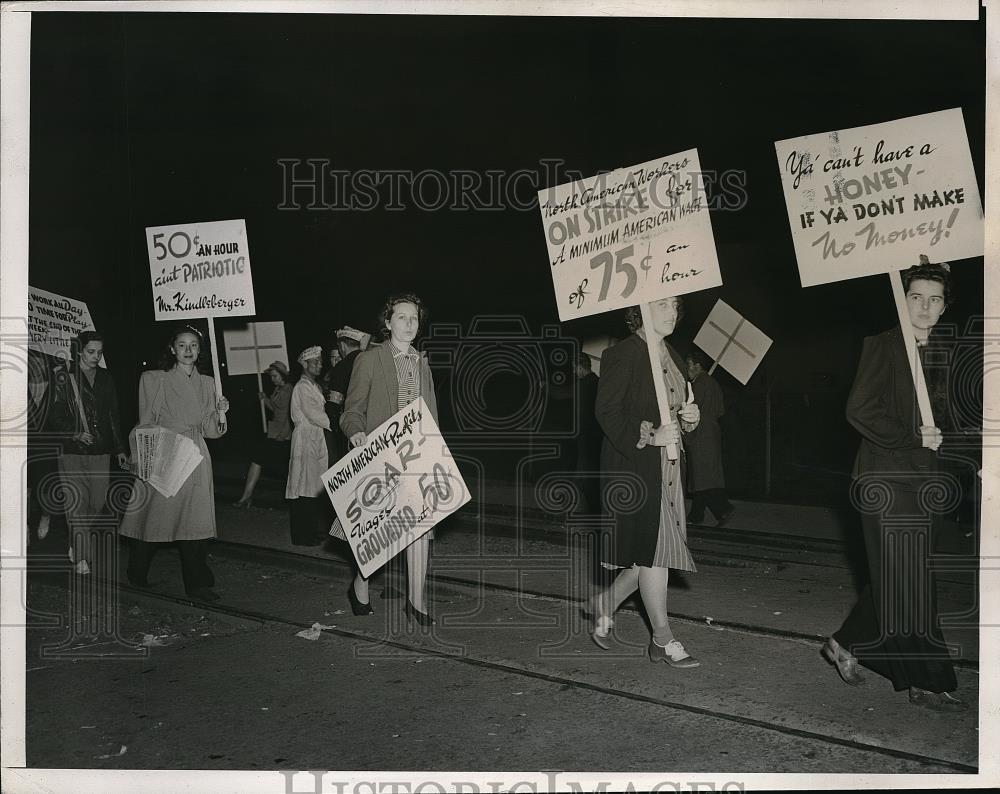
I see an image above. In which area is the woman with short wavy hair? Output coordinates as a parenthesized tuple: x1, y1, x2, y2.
(589, 296, 702, 667)
(824, 258, 967, 712)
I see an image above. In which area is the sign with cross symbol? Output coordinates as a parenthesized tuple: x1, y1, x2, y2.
(693, 300, 772, 385)
(223, 322, 288, 432)
(223, 321, 288, 377)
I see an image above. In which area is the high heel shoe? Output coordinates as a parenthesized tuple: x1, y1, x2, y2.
(404, 601, 435, 627)
(233, 497, 253, 509)
(347, 582, 374, 616)
(821, 637, 866, 686)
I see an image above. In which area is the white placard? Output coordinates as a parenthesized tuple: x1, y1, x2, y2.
(775, 108, 984, 287)
(145, 218, 255, 320)
(693, 300, 772, 386)
(538, 150, 722, 321)
(223, 322, 288, 376)
(26, 286, 103, 366)
(322, 398, 470, 579)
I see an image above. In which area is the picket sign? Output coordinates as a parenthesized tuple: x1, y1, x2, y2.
(693, 300, 773, 386)
(223, 321, 289, 434)
(145, 219, 258, 433)
(537, 150, 722, 458)
(775, 110, 984, 432)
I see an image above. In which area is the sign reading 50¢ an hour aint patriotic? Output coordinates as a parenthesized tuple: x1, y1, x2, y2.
(538, 150, 722, 322)
(145, 219, 256, 320)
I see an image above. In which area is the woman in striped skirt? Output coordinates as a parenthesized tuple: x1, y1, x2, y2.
(589, 297, 702, 667)
(333, 293, 440, 625)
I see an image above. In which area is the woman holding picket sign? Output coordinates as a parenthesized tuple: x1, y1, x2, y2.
(50, 330, 128, 575)
(331, 293, 439, 626)
(588, 297, 702, 667)
(119, 324, 229, 601)
(823, 258, 966, 712)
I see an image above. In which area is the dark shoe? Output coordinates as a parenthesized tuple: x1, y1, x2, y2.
(347, 582, 374, 616)
(648, 639, 700, 668)
(714, 506, 735, 527)
(821, 637, 866, 686)
(686, 513, 705, 525)
(233, 498, 253, 509)
(404, 601, 435, 627)
(909, 687, 968, 712)
(187, 587, 220, 602)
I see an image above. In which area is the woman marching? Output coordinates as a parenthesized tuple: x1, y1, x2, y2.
(823, 258, 967, 712)
(234, 361, 292, 508)
(119, 324, 229, 601)
(589, 298, 702, 667)
(50, 330, 128, 574)
(334, 293, 439, 626)
(285, 346, 332, 546)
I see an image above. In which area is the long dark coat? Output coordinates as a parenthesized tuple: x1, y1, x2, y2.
(685, 370, 725, 491)
(595, 333, 688, 568)
(846, 326, 939, 488)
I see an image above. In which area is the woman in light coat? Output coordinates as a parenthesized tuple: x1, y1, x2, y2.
(286, 346, 331, 545)
(119, 325, 228, 600)
(334, 293, 439, 625)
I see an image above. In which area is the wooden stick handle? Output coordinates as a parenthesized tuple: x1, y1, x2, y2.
(206, 318, 227, 432)
(639, 302, 678, 460)
(251, 323, 267, 434)
(889, 271, 934, 428)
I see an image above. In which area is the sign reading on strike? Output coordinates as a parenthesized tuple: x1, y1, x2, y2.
(322, 398, 470, 579)
(27, 286, 101, 365)
(145, 219, 256, 320)
(538, 150, 722, 321)
(775, 108, 984, 287)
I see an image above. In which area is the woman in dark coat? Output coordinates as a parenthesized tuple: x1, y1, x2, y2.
(50, 331, 127, 574)
(590, 297, 702, 667)
(824, 259, 966, 712)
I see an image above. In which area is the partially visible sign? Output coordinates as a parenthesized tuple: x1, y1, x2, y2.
(145, 219, 256, 320)
(27, 286, 101, 366)
(538, 150, 722, 321)
(693, 300, 772, 386)
(775, 108, 984, 287)
(223, 322, 288, 376)
(322, 398, 470, 578)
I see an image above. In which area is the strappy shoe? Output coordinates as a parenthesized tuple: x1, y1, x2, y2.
(821, 637, 866, 686)
(648, 639, 700, 668)
(909, 687, 968, 712)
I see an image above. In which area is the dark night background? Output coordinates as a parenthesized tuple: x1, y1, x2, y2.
(27, 11, 986, 507)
